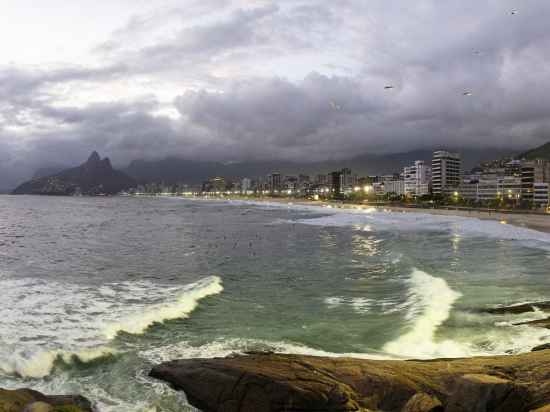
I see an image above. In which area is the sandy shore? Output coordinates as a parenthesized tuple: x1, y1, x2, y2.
(374, 205, 550, 233)
(210, 196, 550, 234)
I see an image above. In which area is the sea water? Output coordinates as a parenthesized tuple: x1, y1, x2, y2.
(0, 195, 549, 411)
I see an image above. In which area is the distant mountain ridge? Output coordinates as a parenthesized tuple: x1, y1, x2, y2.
(124, 147, 513, 185)
(518, 141, 550, 160)
(13, 151, 136, 195)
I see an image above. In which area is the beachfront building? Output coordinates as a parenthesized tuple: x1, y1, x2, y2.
(477, 173, 501, 203)
(241, 178, 252, 194)
(403, 160, 431, 197)
(202, 176, 226, 193)
(330, 170, 342, 195)
(458, 174, 479, 201)
(521, 160, 550, 202)
(267, 173, 282, 193)
(533, 183, 549, 209)
(502, 176, 522, 203)
(383, 179, 405, 196)
(432, 151, 461, 196)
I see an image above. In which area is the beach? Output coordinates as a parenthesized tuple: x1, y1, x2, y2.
(214, 196, 550, 233)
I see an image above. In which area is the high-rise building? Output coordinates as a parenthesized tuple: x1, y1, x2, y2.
(432, 151, 461, 195)
(383, 180, 405, 196)
(403, 160, 431, 197)
(267, 173, 281, 193)
(330, 171, 342, 195)
(338, 168, 358, 193)
(534, 183, 549, 208)
(521, 160, 550, 202)
(241, 178, 252, 194)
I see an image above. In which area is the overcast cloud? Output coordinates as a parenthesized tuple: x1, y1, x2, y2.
(1, 0, 550, 188)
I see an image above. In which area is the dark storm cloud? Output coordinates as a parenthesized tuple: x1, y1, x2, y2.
(2, 0, 550, 189)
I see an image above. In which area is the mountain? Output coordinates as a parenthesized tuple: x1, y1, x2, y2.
(125, 147, 513, 184)
(13, 151, 136, 195)
(32, 164, 70, 179)
(517, 141, 550, 160)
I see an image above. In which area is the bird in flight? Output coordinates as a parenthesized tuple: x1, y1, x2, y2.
(510, 10, 518, 15)
(463, 91, 473, 96)
(384, 86, 394, 90)
(330, 101, 342, 110)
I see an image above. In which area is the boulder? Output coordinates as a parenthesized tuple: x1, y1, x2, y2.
(445, 374, 529, 412)
(0, 388, 93, 412)
(150, 351, 550, 412)
(22, 402, 54, 412)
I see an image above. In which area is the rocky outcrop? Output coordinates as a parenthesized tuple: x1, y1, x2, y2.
(12, 151, 135, 196)
(483, 301, 550, 315)
(150, 350, 550, 412)
(0, 388, 93, 412)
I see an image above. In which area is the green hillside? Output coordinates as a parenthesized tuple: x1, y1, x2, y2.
(518, 141, 550, 160)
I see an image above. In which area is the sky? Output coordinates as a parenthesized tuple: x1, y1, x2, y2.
(1, 0, 550, 188)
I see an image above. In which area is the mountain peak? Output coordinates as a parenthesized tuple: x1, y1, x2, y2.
(87, 151, 101, 164)
(12, 151, 135, 195)
(100, 157, 113, 170)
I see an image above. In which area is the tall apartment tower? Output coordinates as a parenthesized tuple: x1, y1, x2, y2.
(521, 159, 550, 202)
(403, 160, 432, 196)
(432, 151, 461, 195)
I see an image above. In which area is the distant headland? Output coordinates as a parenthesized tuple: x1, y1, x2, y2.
(12, 151, 135, 196)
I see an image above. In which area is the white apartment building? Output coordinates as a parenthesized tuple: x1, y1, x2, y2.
(383, 180, 405, 196)
(241, 178, 252, 194)
(432, 151, 461, 195)
(534, 183, 549, 208)
(403, 160, 431, 197)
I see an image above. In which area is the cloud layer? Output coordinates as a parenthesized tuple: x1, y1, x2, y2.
(1, 0, 550, 188)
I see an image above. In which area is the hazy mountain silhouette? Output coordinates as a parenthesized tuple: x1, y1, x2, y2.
(125, 148, 513, 185)
(13, 151, 136, 195)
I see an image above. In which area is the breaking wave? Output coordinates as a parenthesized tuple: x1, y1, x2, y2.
(382, 269, 464, 358)
(0, 275, 223, 378)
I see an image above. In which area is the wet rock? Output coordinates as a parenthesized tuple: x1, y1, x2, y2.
(531, 343, 550, 352)
(515, 318, 550, 329)
(0, 388, 93, 412)
(484, 302, 550, 315)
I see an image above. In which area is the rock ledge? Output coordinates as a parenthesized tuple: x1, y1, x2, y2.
(150, 350, 550, 412)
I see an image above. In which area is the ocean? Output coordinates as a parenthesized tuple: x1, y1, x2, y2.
(1, 195, 549, 411)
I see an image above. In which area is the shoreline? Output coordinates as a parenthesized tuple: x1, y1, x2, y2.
(195, 195, 550, 234)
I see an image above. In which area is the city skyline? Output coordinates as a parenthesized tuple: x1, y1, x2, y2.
(2, 1, 550, 190)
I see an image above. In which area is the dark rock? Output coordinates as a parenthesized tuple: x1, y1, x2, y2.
(483, 302, 550, 315)
(445, 374, 529, 412)
(150, 351, 550, 412)
(12, 151, 135, 196)
(0, 388, 93, 412)
(515, 318, 550, 329)
(531, 343, 550, 352)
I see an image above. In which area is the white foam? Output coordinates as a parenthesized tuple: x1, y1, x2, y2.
(291, 208, 550, 251)
(103, 276, 223, 339)
(324, 296, 374, 313)
(0, 275, 223, 378)
(139, 338, 396, 365)
(383, 269, 465, 358)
